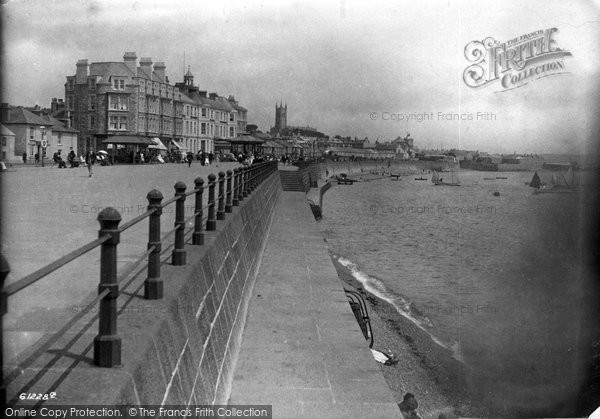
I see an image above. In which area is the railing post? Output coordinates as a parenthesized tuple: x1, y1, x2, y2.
(145, 189, 163, 299)
(232, 168, 240, 206)
(207, 173, 217, 231)
(193, 177, 205, 245)
(243, 167, 250, 197)
(0, 255, 9, 406)
(238, 167, 245, 202)
(225, 169, 233, 213)
(171, 181, 187, 266)
(217, 171, 226, 220)
(248, 164, 255, 192)
(95, 207, 122, 367)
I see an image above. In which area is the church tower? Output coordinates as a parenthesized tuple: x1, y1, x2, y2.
(274, 102, 287, 134)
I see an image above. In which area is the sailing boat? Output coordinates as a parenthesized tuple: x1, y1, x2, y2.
(530, 169, 575, 194)
(431, 168, 460, 186)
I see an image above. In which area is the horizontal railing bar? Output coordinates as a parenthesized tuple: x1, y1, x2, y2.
(184, 188, 200, 197)
(119, 208, 156, 233)
(5, 235, 111, 296)
(5, 287, 110, 384)
(160, 223, 181, 243)
(161, 195, 180, 208)
(117, 245, 155, 285)
(159, 240, 175, 257)
(183, 211, 198, 225)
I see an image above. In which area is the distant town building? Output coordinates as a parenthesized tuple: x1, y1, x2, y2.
(0, 103, 78, 163)
(66, 52, 245, 156)
(1, 123, 17, 163)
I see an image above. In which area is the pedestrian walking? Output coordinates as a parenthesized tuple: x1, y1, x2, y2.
(187, 151, 193, 167)
(22, 151, 27, 164)
(68, 148, 76, 168)
(85, 150, 96, 177)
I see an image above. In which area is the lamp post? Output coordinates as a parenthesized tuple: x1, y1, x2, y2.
(40, 126, 46, 167)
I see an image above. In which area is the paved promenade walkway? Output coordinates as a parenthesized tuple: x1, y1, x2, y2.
(229, 192, 399, 418)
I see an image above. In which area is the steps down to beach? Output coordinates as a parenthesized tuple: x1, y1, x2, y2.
(279, 170, 307, 192)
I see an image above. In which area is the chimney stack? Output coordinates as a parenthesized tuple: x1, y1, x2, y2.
(123, 52, 137, 74)
(0, 103, 11, 122)
(76, 59, 89, 84)
(139, 57, 153, 78)
(153, 62, 166, 82)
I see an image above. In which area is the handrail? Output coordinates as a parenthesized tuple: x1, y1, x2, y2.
(119, 208, 157, 233)
(4, 235, 111, 296)
(0, 159, 279, 406)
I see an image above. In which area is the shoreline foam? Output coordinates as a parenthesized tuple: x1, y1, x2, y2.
(328, 251, 488, 418)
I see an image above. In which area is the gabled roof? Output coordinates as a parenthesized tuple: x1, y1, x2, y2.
(89, 62, 135, 83)
(2, 106, 48, 125)
(40, 115, 79, 133)
(211, 96, 235, 112)
(1, 123, 16, 136)
(179, 92, 196, 105)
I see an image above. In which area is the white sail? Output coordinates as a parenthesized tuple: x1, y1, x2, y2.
(565, 166, 574, 186)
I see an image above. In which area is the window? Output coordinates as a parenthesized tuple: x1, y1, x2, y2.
(201, 123, 206, 135)
(90, 116, 95, 129)
(112, 78, 125, 90)
(67, 78, 74, 90)
(88, 78, 96, 90)
(201, 108, 207, 117)
(230, 113, 235, 122)
(30, 127, 35, 139)
(229, 127, 234, 138)
(89, 95, 96, 110)
(109, 116, 127, 130)
(109, 95, 127, 110)
(57, 133, 63, 145)
(2, 137, 6, 146)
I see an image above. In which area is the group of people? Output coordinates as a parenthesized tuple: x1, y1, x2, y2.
(280, 154, 293, 165)
(51, 148, 80, 169)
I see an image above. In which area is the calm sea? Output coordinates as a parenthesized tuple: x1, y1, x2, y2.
(318, 168, 599, 414)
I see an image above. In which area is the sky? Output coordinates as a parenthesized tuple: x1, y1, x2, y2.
(1, 0, 599, 154)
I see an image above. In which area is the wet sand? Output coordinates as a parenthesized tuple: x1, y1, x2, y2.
(328, 255, 489, 418)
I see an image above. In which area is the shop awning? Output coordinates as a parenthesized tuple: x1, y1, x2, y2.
(171, 140, 186, 150)
(148, 137, 168, 150)
(102, 136, 155, 145)
(228, 135, 264, 145)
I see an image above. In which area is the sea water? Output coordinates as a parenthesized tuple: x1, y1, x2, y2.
(318, 169, 599, 414)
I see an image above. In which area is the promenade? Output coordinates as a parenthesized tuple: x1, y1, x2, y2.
(2, 162, 239, 361)
(3, 162, 400, 416)
(228, 192, 400, 418)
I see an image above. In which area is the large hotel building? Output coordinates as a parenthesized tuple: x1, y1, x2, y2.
(65, 52, 247, 154)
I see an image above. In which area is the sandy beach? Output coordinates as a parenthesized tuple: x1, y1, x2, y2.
(328, 252, 488, 419)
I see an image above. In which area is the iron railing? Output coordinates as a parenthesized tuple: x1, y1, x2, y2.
(0, 160, 279, 407)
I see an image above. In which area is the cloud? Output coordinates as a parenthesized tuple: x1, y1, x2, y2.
(2, 0, 599, 154)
